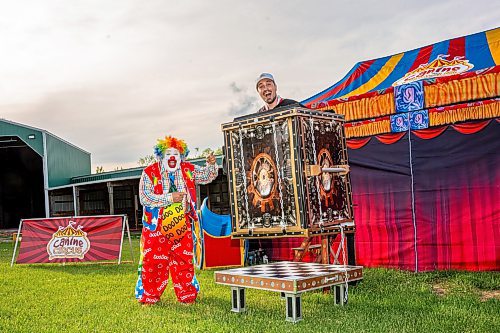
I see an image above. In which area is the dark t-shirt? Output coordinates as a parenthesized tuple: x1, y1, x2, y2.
(257, 98, 301, 113)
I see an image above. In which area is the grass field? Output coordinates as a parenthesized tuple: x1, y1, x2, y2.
(0, 239, 498, 333)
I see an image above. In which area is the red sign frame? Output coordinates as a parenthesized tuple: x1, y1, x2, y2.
(11, 215, 132, 265)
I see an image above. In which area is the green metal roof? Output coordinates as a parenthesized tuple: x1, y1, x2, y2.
(0, 119, 44, 156)
(0, 119, 91, 188)
(2, 119, 224, 190)
(71, 167, 144, 184)
(68, 155, 224, 187)
(45, 133, 91, 187)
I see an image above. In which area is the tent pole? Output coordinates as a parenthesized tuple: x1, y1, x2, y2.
(408, 127, 418, 272)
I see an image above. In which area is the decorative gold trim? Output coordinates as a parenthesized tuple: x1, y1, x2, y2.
(345, 118, 391, 138)
(229, 134, 241, 232)
(430, 100, 500, 126)
(222, 109, 345, 130)
(288, 118, 302, 231)
(425, 72, 500, 108)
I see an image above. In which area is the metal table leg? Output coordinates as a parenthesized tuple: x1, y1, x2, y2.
(333, 284, 348, 305)
(285, 293, 302, 323)
(231, 287, 246, 312)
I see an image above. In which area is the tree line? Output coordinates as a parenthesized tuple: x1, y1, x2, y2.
(95, 147, 223, 173)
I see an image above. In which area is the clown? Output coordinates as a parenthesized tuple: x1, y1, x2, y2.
(135, 136, 218, 305)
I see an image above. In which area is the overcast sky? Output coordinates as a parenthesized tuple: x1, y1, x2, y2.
(1, 0, 498, 171)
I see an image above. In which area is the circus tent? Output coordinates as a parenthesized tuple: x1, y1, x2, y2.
(303, 27, 500, 271)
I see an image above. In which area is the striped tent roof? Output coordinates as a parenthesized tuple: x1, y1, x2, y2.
(303, 27, 500, 106)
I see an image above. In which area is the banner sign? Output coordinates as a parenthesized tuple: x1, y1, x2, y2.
(15, 216, 125, 264)
(392, 54, 474, 86)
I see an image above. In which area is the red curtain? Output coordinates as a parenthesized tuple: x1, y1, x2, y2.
(412, 123, 499, 270)
(412, 126, 447, 139)
(348, 120, 499, 271)
(376, 132, 406, 144)
(349, 120, 494, 146)
(347, 137, 371, 149)
(452, 120, 491, 134)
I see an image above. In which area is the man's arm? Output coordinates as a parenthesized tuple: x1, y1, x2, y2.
(192, 154, 219, 185)
(139, 171, 175, 208)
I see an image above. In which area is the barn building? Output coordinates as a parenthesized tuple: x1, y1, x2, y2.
(0, 119, 227, 230)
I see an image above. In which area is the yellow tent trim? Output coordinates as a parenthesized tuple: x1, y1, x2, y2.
(341, 53, 404, 98)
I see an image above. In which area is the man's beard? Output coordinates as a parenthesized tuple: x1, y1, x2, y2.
(266, 95, 277, 104)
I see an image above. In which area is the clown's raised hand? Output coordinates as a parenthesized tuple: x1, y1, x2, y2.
(206, 152, 216, 165)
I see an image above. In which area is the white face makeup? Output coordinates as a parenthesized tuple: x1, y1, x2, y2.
(162, 147, 181, 172)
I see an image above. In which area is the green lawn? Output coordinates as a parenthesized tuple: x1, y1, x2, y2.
(0, 239, 498, 333)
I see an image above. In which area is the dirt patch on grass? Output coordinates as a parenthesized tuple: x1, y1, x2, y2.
(480, 290, 500, 302)
(432, 283, 450, 297)
(433, 282, 500, 301)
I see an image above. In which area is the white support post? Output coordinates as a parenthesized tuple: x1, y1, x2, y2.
(231, 287, 246, 313)
(42, 132, 49, 217)
(333, 284, 348, 305)
(72, 185, 78, 216)
(125, 215, 134, 263)
(118, 215, 126, 264)
(285, 293, 303, 323)
(134, 194, 139, 229)
(107, 182, 114, 215)
(10, 220, 23, 267)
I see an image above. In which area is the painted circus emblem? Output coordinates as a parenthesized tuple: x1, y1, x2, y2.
(393, 54, 474, 86)
(254, 156, 275, 197)
(160, 203, 188, 243)
(318, 149, 334, 192)
(247, 152, 280, 212)
(47, 221, 91, 260)
(318, 148, 336, 206)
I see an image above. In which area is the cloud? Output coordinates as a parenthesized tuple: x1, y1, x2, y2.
(0, 0, 498, 172)
(229, 82, 242, 93)
(227, 82, 259, 116)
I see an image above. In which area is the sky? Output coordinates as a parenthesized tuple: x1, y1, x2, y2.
(0, 0, 498, 171)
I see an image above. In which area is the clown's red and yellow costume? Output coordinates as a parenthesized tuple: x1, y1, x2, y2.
(135, 136, 218, 305)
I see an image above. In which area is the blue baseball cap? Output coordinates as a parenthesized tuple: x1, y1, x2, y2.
(256, 73, 275, 89)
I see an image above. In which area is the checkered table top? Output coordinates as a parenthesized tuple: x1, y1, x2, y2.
(215, 261, 363, 293)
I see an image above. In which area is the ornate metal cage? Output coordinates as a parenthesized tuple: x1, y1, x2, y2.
(222, 107, 354, 238)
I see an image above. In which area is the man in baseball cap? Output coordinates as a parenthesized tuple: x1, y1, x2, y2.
(255, 73, 300, 113)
